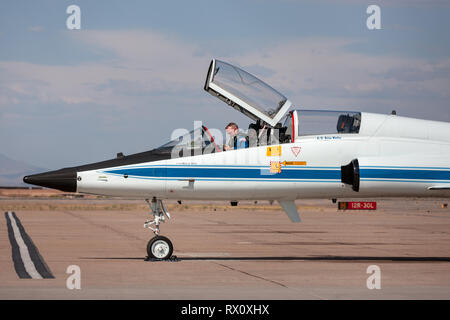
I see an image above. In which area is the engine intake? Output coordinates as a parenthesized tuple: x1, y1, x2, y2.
(341, 159, 360, 192)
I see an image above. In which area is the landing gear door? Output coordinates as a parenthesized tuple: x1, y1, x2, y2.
(204, 59, 292, 127)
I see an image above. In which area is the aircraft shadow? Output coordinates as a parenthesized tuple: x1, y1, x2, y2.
(81, 256, 450, 262)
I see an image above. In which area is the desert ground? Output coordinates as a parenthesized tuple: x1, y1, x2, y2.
(1, 188, 449, 299)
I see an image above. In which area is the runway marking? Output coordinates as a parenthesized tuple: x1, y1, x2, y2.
(4, 212, 54, 279)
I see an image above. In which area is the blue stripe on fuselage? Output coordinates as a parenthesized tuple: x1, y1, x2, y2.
(360, 168, 450, 181)
(102, 165, 450, 182)
(104, 167, 341, 180)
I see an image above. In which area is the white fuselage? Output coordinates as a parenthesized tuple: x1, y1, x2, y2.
(77, 112, 450, 200)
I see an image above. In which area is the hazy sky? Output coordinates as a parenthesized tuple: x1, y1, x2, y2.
(1, 0, 449, 169)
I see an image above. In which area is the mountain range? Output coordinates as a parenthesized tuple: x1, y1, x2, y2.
(0, 153, 49, 187)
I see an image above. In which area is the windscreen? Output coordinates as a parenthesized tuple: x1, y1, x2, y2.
(157, 126, 220, 157)
(211, 60, 287, 120)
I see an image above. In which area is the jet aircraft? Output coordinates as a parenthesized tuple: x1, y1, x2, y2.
(24, 59, 450, 259)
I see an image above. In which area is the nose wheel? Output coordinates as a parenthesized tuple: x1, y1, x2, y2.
(147, 235, 173, 259)
(144, 198, 174, 260)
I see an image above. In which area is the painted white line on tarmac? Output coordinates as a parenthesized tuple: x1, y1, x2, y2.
(7, 212, 43, 279)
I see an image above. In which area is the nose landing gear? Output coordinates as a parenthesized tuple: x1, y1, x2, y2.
(144, 198, 173, 260)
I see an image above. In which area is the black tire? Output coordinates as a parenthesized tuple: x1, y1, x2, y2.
(147, 235, 173, 259)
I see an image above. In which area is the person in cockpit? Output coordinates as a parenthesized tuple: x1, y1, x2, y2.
(224, 122, 249, 151)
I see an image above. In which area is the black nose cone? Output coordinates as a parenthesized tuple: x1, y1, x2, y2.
(23, 168, 77, 192)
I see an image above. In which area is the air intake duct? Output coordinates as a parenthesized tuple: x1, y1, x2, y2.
(341, 159, 360, 192)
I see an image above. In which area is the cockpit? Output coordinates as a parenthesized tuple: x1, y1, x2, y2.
(154, 59, 362, 157)
(204, 59, 361, 144)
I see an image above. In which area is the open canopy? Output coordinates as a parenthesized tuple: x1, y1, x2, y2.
(204, 59, 292, 127)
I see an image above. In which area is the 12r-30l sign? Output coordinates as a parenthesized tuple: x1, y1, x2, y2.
(338, 202, 377, 210)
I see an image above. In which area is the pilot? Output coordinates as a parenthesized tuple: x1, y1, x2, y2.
(224, 122, 248, 151)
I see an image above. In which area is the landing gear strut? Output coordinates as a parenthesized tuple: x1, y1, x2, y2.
(144, 198, 173, 259)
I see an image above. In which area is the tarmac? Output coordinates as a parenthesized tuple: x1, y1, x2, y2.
(1, 198, 450, 299)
